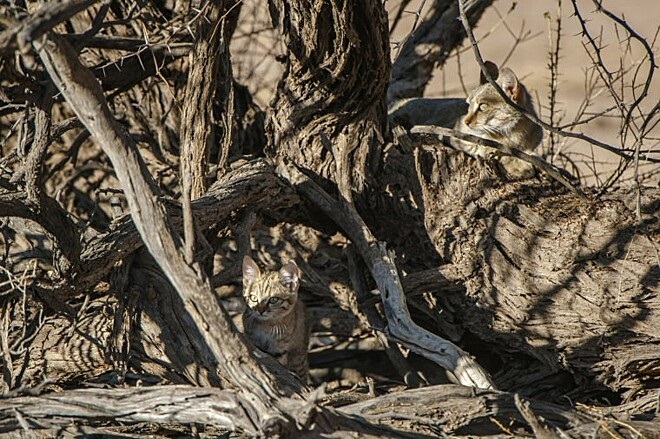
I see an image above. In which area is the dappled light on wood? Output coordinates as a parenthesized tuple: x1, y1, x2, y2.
(0, 0, 658, 437)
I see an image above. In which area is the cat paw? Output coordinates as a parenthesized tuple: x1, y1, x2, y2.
(500, 156, 536, 180)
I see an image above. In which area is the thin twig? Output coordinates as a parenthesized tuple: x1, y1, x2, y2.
(410, 124, 587, 199)
(545, 1, 562, 162)
(457, 0, 658, 165)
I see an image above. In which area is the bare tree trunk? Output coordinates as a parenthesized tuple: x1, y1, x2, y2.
(266, 0, 390, 200)
(265, 0, 495, 388)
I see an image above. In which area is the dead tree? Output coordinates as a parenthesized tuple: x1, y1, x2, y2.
(0, 0, 657, 437)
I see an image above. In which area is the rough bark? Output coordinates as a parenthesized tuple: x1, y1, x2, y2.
(2, 384, 655, 438)
(34, 30, 307, 436)
(74, 160, 295, 296)
(0, 0, 658, 437)
(266, 0, 390, 200)
(264, 0, 494, 389)
(375, 135, 660, 400)
(280, 163, 495, 389)
(179, 0, 242, 199)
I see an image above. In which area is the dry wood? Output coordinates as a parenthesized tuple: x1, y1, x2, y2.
(388, 0, 494, 101)
(6, 383, 651, 438)
(399, 143, 660, 397)
(0, 385, 257, 435)
(410, 123, 585, 199)
(266, 0, 390, 200)
(279, 162, 495, 390)
(1, 0, 658, 437)
(0, 0, 100, 55)
(34, 30, 303, 433)
(0, 384, 434, 438)
(76, 159, 297, 294)
(179, 0, 241, 200)
(4, 383, 653, 438)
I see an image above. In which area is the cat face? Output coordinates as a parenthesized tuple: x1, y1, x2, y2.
(463, 62, 529, 138)
(242, 256, 301, 321)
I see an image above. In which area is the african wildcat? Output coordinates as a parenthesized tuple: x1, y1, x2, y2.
(389, 61, 543, 178)
(241, 256, 309, 382)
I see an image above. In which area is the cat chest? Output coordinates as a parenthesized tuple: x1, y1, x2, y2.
(248, 321, 294, 353)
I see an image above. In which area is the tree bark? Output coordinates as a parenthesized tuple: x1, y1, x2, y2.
(1, 0, 658, 437)
(35, 31, 305, 434)
(179, 0, 242, 199)
(267, 0, 390, 200)
(3, 383, 656, 437)
(377, 137, 660, 399)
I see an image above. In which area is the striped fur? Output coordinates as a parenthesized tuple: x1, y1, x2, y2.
(454, 61, 543, 178)
(242, 256, 309, 382)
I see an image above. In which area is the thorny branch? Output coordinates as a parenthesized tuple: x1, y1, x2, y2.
(568, 0, 658, 205)
(457, 0, 659, 166)
(410, 125, 586, 199)
(545, 1, 562, 162)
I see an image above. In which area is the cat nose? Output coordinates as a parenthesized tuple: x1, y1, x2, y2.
(463, 113, 474, 126)
(256, 303, 268, 314)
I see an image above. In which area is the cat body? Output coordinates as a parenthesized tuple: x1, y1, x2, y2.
(389, 61, 543, 178)
(242, 256, 309, 382)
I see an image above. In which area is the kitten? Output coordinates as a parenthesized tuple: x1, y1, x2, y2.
(389, 61, 543, 178)
(241, 256, 309, 382)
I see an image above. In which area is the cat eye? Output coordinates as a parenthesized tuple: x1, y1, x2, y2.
(478, 103, 489, 111)
(248, 294, 258, 303)
(268, 297, 281, 305)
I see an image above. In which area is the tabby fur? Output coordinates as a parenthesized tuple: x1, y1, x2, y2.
(242, 256, 309, 382)
(389, 61, 543, 178)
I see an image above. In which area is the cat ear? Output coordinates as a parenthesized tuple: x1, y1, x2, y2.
(279, 261, 301, 292)
(498, 68, 522, 102)
(242, 256, 261, 286)
(479, 60, 500, 85)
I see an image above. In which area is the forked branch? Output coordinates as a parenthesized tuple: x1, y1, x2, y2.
(279, 162, 495, 390)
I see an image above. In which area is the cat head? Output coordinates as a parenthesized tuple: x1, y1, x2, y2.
(463, 61, 533, 137)
(242, 256, 301, 321)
